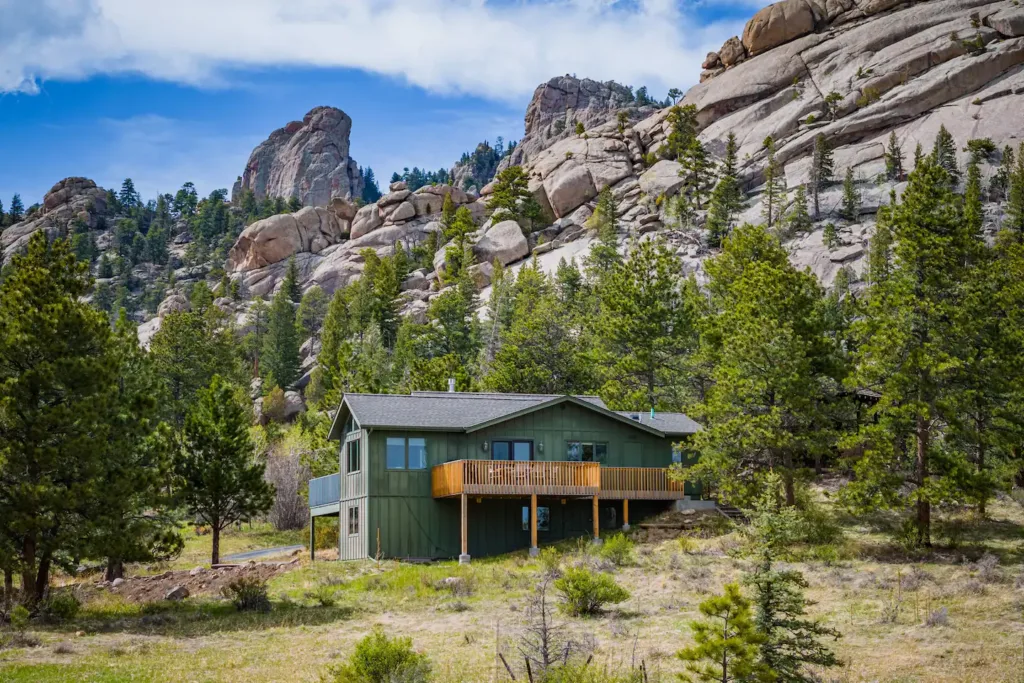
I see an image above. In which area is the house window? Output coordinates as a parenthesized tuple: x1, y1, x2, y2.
(347, 506, 360, 535)
(386, 437, 428, 470)
(672, 445, 683, 464)
(566, 442, 607, 463)
(347, 439, 361, 474)
(492, 440, 532, 461)
(522, 506, 551, 531)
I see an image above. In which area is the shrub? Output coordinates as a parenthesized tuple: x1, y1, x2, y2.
(9, 604, 30, 630)
(224, 577, 271, 612)
(315, 516, 339, 550)
(306, 583, 338, 607)
(327, 627, 432, 683)
(599, 533, 635, 566)
(40, 591, 81, 623)
(925, 606, 949, 627)
(554, 567, 630, 616)
(677, 536, 698, 553)
(538, 547, 562, 577)
(805, 113, 818, 124)
(262, 386, 288, 423)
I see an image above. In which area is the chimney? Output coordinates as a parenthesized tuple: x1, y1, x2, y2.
(448, 378, 456, 393)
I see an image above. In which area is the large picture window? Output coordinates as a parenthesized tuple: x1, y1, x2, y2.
(346, 439, 361, 474)
(566, 441, 607, 463)
(521, 506, 551, 531)
(386, 437, 428, 470)
(492, 440, 533, 461)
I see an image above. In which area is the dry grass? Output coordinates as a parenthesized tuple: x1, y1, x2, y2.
(2, 497, 1024, 682)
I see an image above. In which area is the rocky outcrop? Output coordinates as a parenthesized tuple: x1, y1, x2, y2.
(232, 106, 363, 207)
(1, 177, 107, 262)
(227, 206, 348, 272)
(500, 76, 659, 171)
(473, 220, 530, 266)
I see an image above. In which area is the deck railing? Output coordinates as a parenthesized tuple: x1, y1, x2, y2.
(432, 460, 601, 498)
(309, 473, 341, 509)
(599, 467, 687, 500)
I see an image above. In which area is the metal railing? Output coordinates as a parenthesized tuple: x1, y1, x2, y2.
(309, 473, 341, 509)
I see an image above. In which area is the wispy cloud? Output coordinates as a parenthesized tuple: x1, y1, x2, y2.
(0, 0, 746, 101)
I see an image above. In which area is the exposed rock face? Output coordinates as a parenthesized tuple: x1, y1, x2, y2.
(1, 177, 107, 262)
(500, 76, 658, 171)
(742, 0, 821, 56)
(227, 206, 347, 272)
(473, 220, 529, 266)
(232, 107, 363, 208)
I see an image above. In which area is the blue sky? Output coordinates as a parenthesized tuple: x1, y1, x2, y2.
(0, 0, 755, 206)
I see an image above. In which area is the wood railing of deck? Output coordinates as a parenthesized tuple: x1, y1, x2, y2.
(599, 467, 687, 500)
(432, 460, 600, 498)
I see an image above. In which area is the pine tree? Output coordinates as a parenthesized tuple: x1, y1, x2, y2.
(487, 165, 542, 229)
(810, 134, 834, 220)
(262, 286, 302, 390)
(297, 285, 328, 343)
(681, 138, 714, 211)
(840, 167, 860, 221)
(177, 375, 274, 565)
(989, 145, 1015, 202)
(845, 157, 976, 546)
(932, 125, 960, 183)
(913, 142, 924, 169)
(584, 187, 621, 280)
(884, 131, 904, 182)
(744, 474, 841, 682)
(282, 255, 303, 303)
(287, 195, 302, 212)
(822, 222, 841, 250)
(118, 179, 140, 209)
(440, 192, 457, 239)
(676, 584, 771, 683)
(761, 138, 786, 228)
(575, 121, 585, 136)
(706, 134, 744, 246)
(0, 232, 118, 604)
(0, 197, 5, 227)
(1006, 141, 1024, 236)
(784, 185, 813, 237)
(314, 287, 353, 408)
(8, 194, 24, 224)
(663, 104, 699, 160)
(867, 206, 893, 284)
(964, 158, 984, 239)
(722, 132, 740, 181)
(361, 167, 382, 204)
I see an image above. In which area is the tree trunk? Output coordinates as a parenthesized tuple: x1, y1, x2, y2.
(4, 568, 12, 613)
(782, 451, 796, 507)
(34, 552, 51, 605)
(211, 525, 221, 566)
(105, 558, 124, 582)
(977, 434, 986, 518)
(915, 415, 931, 548)
(20, 534, 38, 605)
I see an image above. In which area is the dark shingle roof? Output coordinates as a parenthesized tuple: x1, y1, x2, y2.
(614, 411, 703, 436)
(329, 391, 700, 439)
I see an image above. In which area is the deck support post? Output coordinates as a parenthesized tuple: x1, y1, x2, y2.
(622, 499, 630, 532)
(459, 493, 471, 564)
(310, 515, 315, 562)
(529, 493, 539, 557)
(592, 495, 602, 545)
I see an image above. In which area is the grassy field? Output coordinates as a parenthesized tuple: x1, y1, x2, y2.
(2, 498, 1024, 682)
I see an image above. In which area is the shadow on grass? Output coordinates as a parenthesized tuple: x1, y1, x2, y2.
(43, 600, 356, 638)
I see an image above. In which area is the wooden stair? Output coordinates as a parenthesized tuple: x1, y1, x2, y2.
(715, 503, 747, 523)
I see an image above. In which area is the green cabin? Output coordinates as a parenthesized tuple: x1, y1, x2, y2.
(308, 390, 702, 562)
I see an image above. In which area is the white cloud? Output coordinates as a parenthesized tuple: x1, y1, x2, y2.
(0, 0, 745, 100)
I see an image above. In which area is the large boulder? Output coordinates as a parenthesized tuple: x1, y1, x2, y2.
(638, 160, 685, 200)
(232, 106, 363, 207)
(1, 177, 107, 262)
(988, 6, 1024, 37)
(226, 206, 344, 272)
(741, 0, 821, 56)
(544, 165, 598, 218)
(473, 220, 529, 266)
(157, 294, 190, 318)
(351, 203, 382, 239)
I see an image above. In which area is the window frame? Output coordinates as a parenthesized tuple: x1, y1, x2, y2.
(491, 439, 534, 461)
(566, 441, 608, 463)
(347, 506, 360, 535)
(385, 436, 428, 470)
(521, 505, 551, 531)
(346, 438, 361, 474)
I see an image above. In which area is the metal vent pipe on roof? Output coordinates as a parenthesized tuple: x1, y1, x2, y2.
(448, 378, 456, 393)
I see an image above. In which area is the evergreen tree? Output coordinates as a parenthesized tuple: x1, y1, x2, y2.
(761, 138, 787, 229)
(190, 281, 214, 314)
(314, 287, 353, 408)
(823, 223, 840, 250)
(173, 182, 199, 218)
(989, 145, 1015, 202)
(283, 255, 303, 303)
(585, 187, 622, 281)
(706, 134, 744, 247)
(913, 142, 925, 169)
(575, 121, 585, 136)
(867, 209, 893, 285)
(177, 375, 274, 565)
(297, 285, 328, 344)
(676, 583, 771, 683)
(8, 194, 24, 223)
(964, 158, 984, 239)
(809, 134, 834, 220)
(692, 224, 843, 506)
(0, 232, 117, 604)
(441, 206, 477, 284)
(932, 125, 960, 183)
(591, 238, 696, 411)
(884, 131, 904, 182)
(487, 165, 542, 229)
(1006, 141, 1024, 236)
(361, 167, 382, 204)
(119, 179, 140, 209)
(844, 157, 976, 546)
(287, 196, 303, 213)
(840, 167, 860, 222)
(0, 197, 5, 227)
(663, 104, 699, 160)
(262, 286, 302, 390)
(784, 185, 813, 237)
(680, 138, 714, 211)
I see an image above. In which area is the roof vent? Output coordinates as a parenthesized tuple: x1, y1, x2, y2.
(629, 413, 641, 421)
(448, 378, 456, 393)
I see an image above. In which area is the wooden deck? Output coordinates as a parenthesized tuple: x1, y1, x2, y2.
(431, 460, 686, 500)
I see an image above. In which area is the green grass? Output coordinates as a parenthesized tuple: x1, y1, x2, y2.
(143, 522, 307, 573)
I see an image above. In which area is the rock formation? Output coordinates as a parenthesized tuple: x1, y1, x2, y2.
(231, 106, 363, 208)
(1, 177, 107, 262)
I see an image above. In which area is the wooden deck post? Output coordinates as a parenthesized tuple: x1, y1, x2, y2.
(529, 493, 539, 557)
(459, 493, 470, 564)
(310, 515, 315, 562)
(592, 495, 601, 545)
(622, 499, 630, 531)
